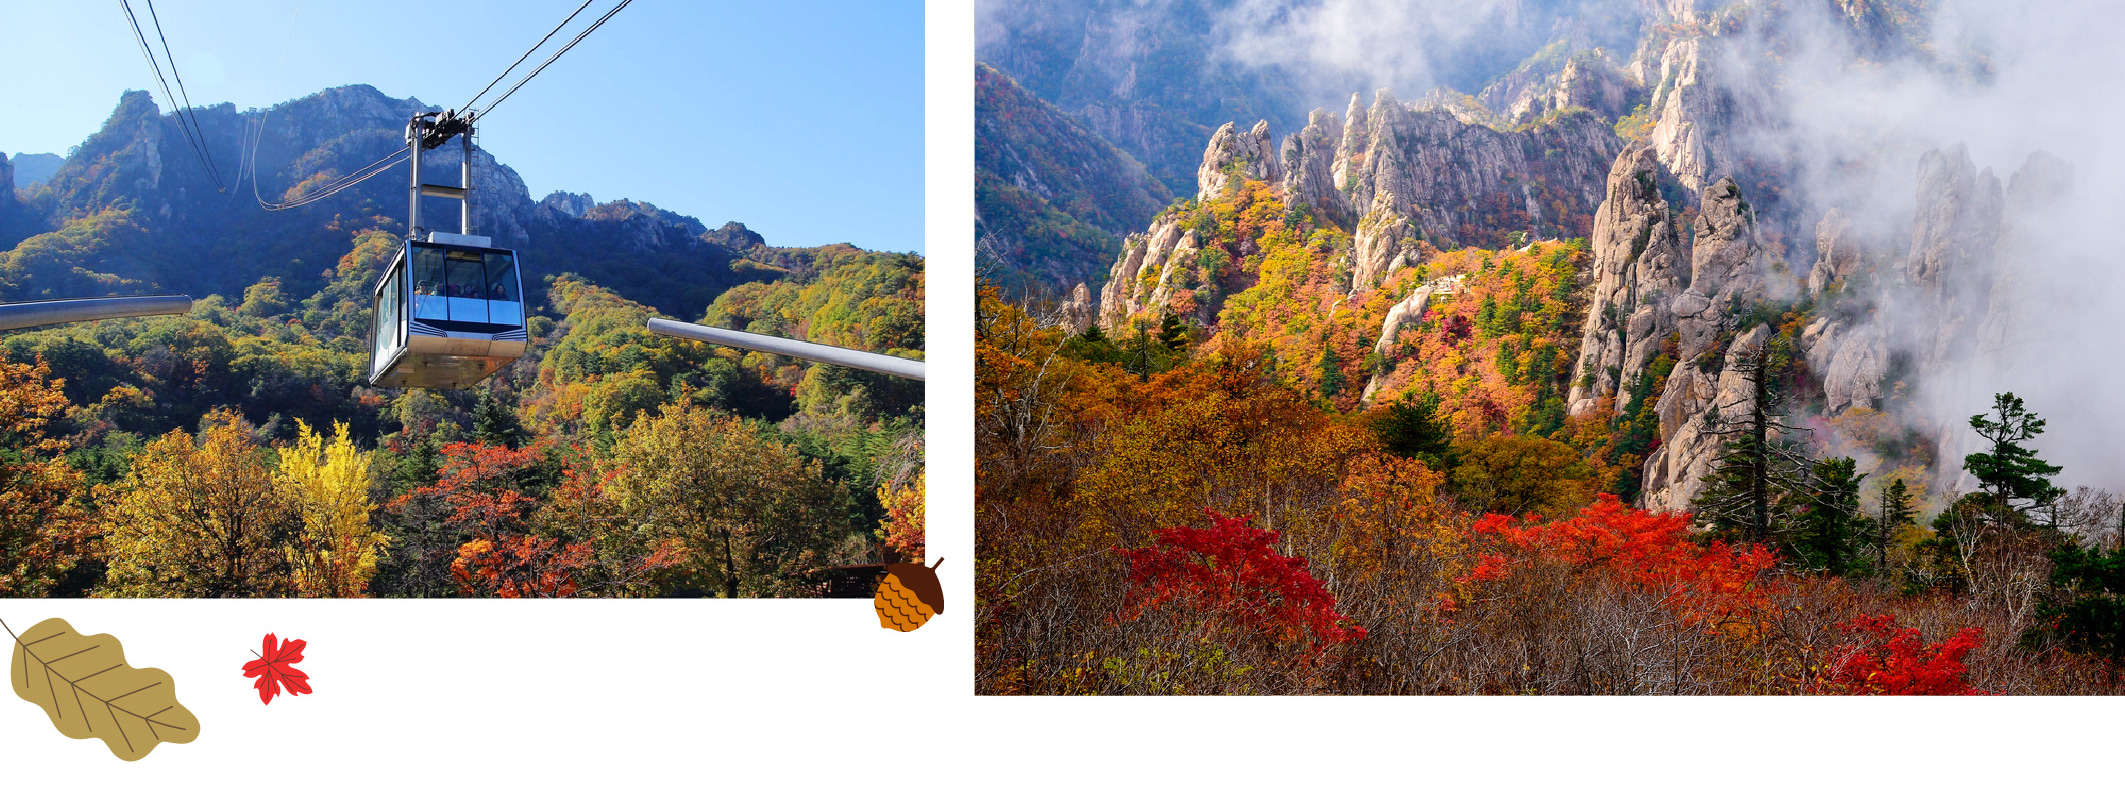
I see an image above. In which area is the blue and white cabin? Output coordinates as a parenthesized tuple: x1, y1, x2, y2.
(367, 232, 528, 390)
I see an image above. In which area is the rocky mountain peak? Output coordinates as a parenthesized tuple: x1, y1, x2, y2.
(1196, 120, 1281, 200)
(540, 191, 596, 218)
(1906, 143, 2001, 290)
(2005, 150, 2073, 214)
(1686, 177, 1762, 301)
(703, 221, 767, 252)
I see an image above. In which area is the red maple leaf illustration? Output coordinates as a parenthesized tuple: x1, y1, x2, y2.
(242, 633, 312, 705)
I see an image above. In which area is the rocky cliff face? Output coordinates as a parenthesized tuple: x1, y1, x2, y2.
(1567, 145, 1689, 418)
(1476, 50, 1638, 129)
(1196, 120, 1281, 200)
(1638, 176, 1776, 511)
(1561, 139, 1782, 512)
(1056, 281, 1094, 336)
(1097, 215, 1197, 331)
(1326, 89, 1622, 268)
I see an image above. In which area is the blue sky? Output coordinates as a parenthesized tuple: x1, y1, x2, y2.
(0, 1, 924, 253)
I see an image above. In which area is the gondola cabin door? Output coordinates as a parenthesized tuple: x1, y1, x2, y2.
(368, 233, 527, 390)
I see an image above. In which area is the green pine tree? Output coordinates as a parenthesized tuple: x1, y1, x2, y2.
(1792, 456, 1866, 574)
(1373, 394, 1454, 471)
(1690, 337, 1811, 545)
(1965, 392, 2065, 519)
(473, 390, 529, 448)
(2025, 540, 2125, 676)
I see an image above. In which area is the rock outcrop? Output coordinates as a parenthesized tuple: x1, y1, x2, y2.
(1056, 282, 1094, 335)
(1903, 144, 2004, 373)
(1564, 146, 1775, 512)
(1198, 120, 1281, 200)
(1977, 151, 2074, 358)
(1803, 316, 1885, 415)
(1360, 274, 1465, 403)
(1278, 108, 1345, 226)
(1638, 176, 1773, 510)
(1350, 191, 1419, 294)
(1567, 145, 1688, 416)
(1805, 208, 1860, 296)
(1640, 322, 1772, 512)
(1324, 89, 1621, 251)
(1096, 216, 1199, 331)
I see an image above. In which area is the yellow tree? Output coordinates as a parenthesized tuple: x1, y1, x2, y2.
(1449, 434, 1598, 519)
(0, 358, 93, 597)
(608, 404, 856, 597)
(278, 420, 386, 597)
(99, 410, 302, 597)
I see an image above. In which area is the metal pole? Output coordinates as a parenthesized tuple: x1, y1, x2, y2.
(406, 117, 423, 240)
(644, 318, 925, 381)
(460, 122, 474, 236)
(0, 296, 192, 331)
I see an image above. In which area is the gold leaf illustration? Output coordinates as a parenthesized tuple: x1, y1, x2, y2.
(7, 618, 201, 761)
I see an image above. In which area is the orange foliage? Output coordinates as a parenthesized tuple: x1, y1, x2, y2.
(0, 357, 93, 596)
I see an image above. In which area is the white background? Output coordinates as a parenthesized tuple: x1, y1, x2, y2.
(2, 2, 2115, 793)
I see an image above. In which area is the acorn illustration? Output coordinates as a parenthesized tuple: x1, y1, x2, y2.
(874, 558, 944, 632)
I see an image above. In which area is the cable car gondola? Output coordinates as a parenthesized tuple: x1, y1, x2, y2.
(367, 232, 527, 390)
(367, 110, 527, 390)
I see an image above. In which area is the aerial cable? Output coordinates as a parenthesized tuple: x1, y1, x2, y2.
(118, 0, 222, 190)
(142, 0, 225, 189)
(475, 0, 633, 119)
(461, 0, 597, 113)
(256, 146, 411, 211)
(116, 0, 224, 191)
(254, 0, 630, 211)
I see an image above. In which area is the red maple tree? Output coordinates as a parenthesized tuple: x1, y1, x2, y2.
(401, 443, 592, 597)
(1468, 494, 1778, 632)
(1813, 614, 1988, 695)
(1119, 510, 1365, 651)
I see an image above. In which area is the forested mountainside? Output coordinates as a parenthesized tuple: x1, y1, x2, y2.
(0, 86, 924, 599)
(975, 63, 1171, 296)
(978, 0, 2125, 694)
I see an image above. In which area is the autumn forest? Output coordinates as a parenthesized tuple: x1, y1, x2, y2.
(0, 87, 924, 599)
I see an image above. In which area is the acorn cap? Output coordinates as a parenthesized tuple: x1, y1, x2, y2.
(883, 558, 944, 614)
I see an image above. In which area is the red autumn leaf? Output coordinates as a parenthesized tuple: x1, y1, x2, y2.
(242, 633, 313, 705)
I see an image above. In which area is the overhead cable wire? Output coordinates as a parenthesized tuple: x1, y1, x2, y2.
(141, 0, 224, 189)
(475, 0, 633, 119)
(255, 0, 628, 211)
(461, 0, 597, 113)
(118, 0, 224, 191)
(256, 146, 411, 211)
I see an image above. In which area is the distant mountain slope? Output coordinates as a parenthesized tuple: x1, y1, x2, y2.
(8, 85, 834, 321)
(7, 152, 62, 189)
(976, 0, 1651, 192)
(975, 63, 1171, 296)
